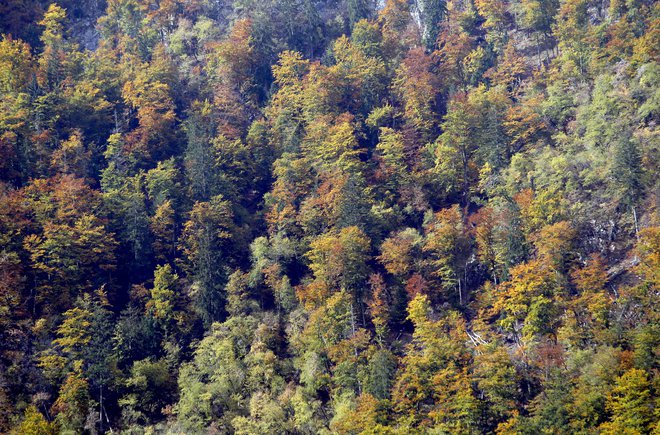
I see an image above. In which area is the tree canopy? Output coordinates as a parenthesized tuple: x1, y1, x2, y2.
(0, 0, 658, 433)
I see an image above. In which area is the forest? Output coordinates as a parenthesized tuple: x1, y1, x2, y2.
(0, 0, 658, 433)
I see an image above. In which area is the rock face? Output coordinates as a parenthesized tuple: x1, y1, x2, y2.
(67, 0, 106, 50)
(0, 0, 105, 49)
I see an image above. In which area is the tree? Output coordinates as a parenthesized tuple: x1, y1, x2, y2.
(248, 235, 298, 315)
(232, 391, 289, 434)
(379, 228, 423, 277)
(429, 365, 480, 433)
(145, 158, 181, 210)
(296, 291, 368, 396)
(179, 195, 234, 324)
(393, 47, 441, 146)
(0, 36, 34, 95)
(611, 135, 643, 212)
(330, 393, 386, 434)
(351, 19, 383, 59)
(303, 115, 364, 175)
(209, 18, 259, 138)
(98, 0, 156, 58)
(51, 363, 93, 434)
(0, 0, 658, 432)
(37, 4, 73, 90)
(419, 0, 448, 48)
(121, 61, 177, 165)
(566, 253, 611, 340)
(43, 290, 116, 411)
(486, 41, 528, 93)
(53, 306, 93, 361)
(213, 134, 256, 203)
(0, 188, 29, 399)
(555, 0, 593, 79)
(348, 0, 376, 27)
(635, 227, 660, 288)
(148, 264, 179, 327)
(599, 368, 654, 434)
(503, 95, 546, 152)
(102, 174, 151, 276)
(266, 50, 310, 153)
(472, 342, 519, 429)
(184, 100, 218, 202)
(435, 20, 476, 92)
(50, 131, 91, 178)
(0, 37, 35, 182)
(468, 85, 512, 172)
(572, 253, 608, 293)
(329, 35, 387, 115)
(518, 0, 559, 36)
(11, 405, 57, 435)
(423, 205, 471, 304)
(365, 348, 395, 400)
(392, 294, 472, 426)
(374, 127, 413, 204)
(516, 0, 560, 64)
(113, 304, 163, 368)
(225, 270, 258, 317)
(264, 152, 314, 236)
(24, 213, 117, 313)
(368, 273, 390, 344)
(378, 0, 415, 60)
(520, 369, 573, 434)
(532, 220, 576, 272)
(565, 347, 620, 433)
(175, 318, 257, 432)
(120, 354, 178, 426)
(303, 226, 371, 311)
(492, 259, 559, 341)
(471, 206, 502, 283)
(475, 0, 509, 47)
(150, 199, 177, 264)
(433, 94, 480, 205)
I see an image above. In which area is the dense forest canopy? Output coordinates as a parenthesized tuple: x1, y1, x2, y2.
(0, 0, 658, 433)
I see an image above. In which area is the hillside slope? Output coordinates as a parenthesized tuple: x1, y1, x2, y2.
(0, 0, 658, 433)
